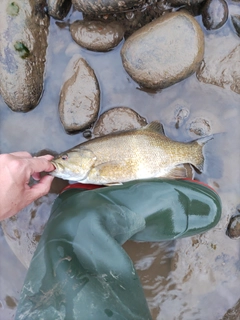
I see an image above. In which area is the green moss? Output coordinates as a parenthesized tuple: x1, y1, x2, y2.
(14, 42, 30, 59)
(7, 2, 19, 16)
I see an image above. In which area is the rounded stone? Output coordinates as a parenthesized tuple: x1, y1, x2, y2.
(59, 57, 100, 133)
(48, 0, 72, 20)
(201, 0, 228, 30)
(93, 106, 147, 136)
(226, 214, 240, 239)
(70, 20, 125, 52)
(121, 11, 205, 90)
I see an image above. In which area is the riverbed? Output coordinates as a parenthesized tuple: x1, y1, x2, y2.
(0, 4, 240, 319)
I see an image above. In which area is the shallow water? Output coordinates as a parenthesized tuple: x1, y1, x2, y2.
(1, 5, 240, 320)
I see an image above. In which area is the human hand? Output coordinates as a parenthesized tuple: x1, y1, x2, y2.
(0, 152, 55, 220)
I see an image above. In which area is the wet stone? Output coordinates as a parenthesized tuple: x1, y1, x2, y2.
(201, 0, 228, 30)
(121, 11, 204, 90)
(93, 106, 147, 136)
(197, 44, 240, 95)
(231, 14, 240, 37)
(188, 118, 211, 136)
(70, 20, 125, 52)
(59, 57, 100, 133)
(226, 214, 240, 239)
(72, 0, 145, 14)
(48, 0, 72, 20)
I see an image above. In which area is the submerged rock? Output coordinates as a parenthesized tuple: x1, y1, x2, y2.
(0, 0, 49, 112)
(197, 45, 240, 95)
(72, 0, 145, 14)
(48, 0, 72, 20)
(201, 0, 228, 30)
(226, 214, 240, 239)
(231, 14, 240, 37)
(1, 194, 56, 268)
(70, 20, 125, 52)
(188, 118, 211, 136)
(121, 11, 204, 90)
(59, 56, 100, 132)
(93, 106, 147, 136)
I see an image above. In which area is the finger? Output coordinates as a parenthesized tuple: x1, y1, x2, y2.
(37, 154, 55, 161)
(29, 175, 54, 199)
(32, 172, 41, 181)
(27, 158, 55, 174)
(10, 151, 32, 158)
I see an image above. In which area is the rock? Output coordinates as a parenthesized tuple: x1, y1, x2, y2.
(121, 11, 204, 90)
(93, 106, 147, 136)
(197, 45, 240, 95)
(0, 0, 49, 112)
(72, 0, 145, 14)
(48, 0, 72, 20)
(221, 298, 240, 319)
(59, 56, 100, 132)
(201, 0, 228, 30)
(231, 14, 240, 37)
(168, 0, 204, 5)
(173, 106, 190, 129)
(188, 117, 211, 136)
(226, 213, 240, 239)
(70, 20, 125, 52)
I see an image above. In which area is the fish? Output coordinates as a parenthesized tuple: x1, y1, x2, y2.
(50, 121, 211, 185)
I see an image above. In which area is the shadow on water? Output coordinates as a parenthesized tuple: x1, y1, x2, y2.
(1, 3, 240, 320)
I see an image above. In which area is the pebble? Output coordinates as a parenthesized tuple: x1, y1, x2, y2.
(201, 0, 228, 30)
(121, 11, 204, 90)
(226, 214, 240, 239)
(70, 20, 125, 52)
(188, 118, 211, 136)
(93, 106, 147, 136)
(59, 57, 100, 132)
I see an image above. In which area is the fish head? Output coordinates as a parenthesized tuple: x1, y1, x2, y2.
(50, 148, 96, 181)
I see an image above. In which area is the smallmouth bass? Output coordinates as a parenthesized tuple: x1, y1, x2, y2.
(50, 121, 211, 185)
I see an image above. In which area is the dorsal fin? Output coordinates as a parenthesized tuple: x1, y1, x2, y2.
(142, 121, 165, 135)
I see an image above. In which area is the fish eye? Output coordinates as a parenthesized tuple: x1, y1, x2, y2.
(61, 154, 68, 160)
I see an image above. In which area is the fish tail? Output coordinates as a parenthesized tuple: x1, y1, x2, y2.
(191, 135, 213, 172)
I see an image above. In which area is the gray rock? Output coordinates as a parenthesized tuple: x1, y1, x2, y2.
(201, 0, 228, 30)
(121, 11, 204, 90)
(197, 45, 240, 95)
(70, 20, 125, 52)
(0, 0, 49, 112)
(93, 106, 147, 136)
(72, 0, 145, 14)
(48, 0, 72, 20)
(59, 56, 100, 132)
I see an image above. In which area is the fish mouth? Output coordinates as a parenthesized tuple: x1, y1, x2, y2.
(49, 160, 62, 176)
